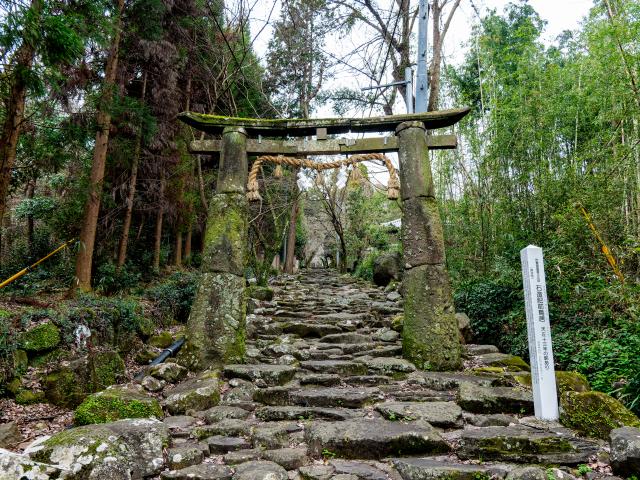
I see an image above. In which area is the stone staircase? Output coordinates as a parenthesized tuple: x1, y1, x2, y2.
(3, 269, 636, 479)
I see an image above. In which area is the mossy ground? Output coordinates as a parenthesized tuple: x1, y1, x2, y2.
(75, 392, 162, 425)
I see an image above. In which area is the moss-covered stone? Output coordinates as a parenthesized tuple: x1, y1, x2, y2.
(163, 370, 220, 414)
(149, 331, 173, 348)
(28, 347, 64, 367)
(247, 286, 274, 301)
(15, 389, 45, 405)
(478, 352, 530, 371)
(7, 378, 22, 395)
(135, 345, 158, 365)
(391, 314, 403, 333)
(89, 349, 125, 390)
(44, 363, 89, 408)
(12, 349, 28, 376)
(513, 371, 590, 396)
(31, 418, 169, 478)
(74, 385, 163, 425)
(560, 391, 640, 440)
(19, 322, 60, 352)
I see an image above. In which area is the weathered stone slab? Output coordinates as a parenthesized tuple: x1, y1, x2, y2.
(477, 352, 530, 371)
(343, 375, 392, 386)
(375, 401, 462, 428)
(305, 419, 448, 459)
(232, 460, 288, 480)
(456, 426, 599, 464)
(610, 426, 640, 476)
(299, 464, 335, 480)
(457, 382, 533, 414)
(419, 372, 496, 390)
(318, 332, 371, 344)
(364, 357, 416, 374)
(262, 447, 309, 470)
(223, 448, 263, 464)
(0, 421, 21, 448)
(163, 372, 220, 414)
(300, 360, 368, 375)
(206, 435, 251, 454)
(192, 419, 252, 439)
(253, 386, 292, 406)
(299, 373, 342, 386)
(329, 459, 395, 480)
(255, 406, 364, 422)
(150, 362, 188, 383)
(167, 446, 204, 470)
(280, 322, 342, 337)
(560, 391, 640, 439)
(160, 463, 233, 480)
(391, 457, 511, 479)
(224, 364, 296, 386)
(201, 405, 250, 423)
(252, 421, 303, 449)
(465, 344, 500, 356)
(290, 387, 383, 408)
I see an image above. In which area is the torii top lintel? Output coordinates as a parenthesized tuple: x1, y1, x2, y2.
(178, 107, 470, 137)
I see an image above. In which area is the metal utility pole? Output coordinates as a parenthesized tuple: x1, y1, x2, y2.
(404, 67, 414, 114)
(415, 0, 429, 112)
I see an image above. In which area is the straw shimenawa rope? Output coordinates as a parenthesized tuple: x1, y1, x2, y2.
(247, 153, 400, 202)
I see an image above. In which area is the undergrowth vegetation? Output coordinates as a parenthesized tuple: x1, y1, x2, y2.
(453, 256, 640, 415)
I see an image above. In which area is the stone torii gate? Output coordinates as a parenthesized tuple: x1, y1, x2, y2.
(178, 107, 470, 371)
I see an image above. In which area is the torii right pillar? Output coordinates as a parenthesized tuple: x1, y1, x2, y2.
(396, 121, 462, 370)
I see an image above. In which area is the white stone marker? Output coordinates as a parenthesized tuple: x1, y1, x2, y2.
(520, 245, 559, 421)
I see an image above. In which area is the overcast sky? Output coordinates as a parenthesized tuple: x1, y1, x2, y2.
(246, 0, 593, 61)
(241, 0, 594, 116)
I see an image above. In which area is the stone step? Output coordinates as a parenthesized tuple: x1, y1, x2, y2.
(457, 383, 534, 414)
(223, 364, 297, 387)
(299, 360, 368, 376)
(290, 386, 384, 408)
(456, 425, 600, 465)
(391, 457, 512, 479)
(305, 419, 449, 459)
(255, 406, 366, 422)
(375, 401, 463, 428)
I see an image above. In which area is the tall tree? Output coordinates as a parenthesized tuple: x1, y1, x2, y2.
(72, 0, 125, 291)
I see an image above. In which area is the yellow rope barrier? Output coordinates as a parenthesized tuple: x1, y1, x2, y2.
(0, 238, 77, 289)
(575, 203, 624, 283)
(246, 153, 400, 202)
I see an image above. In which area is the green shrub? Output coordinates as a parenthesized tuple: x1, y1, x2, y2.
(354, 250, 380, 282)
(0, 311, 18, 392)
(95, 262, 141, 295)
(453, 279, 520, 345)
(145, 271, 199, 323)
(61, 295, 149, 347)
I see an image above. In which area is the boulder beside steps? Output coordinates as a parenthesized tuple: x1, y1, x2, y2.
(4, 269, 638, 479)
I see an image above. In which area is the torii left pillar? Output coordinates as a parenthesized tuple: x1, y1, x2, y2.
(181, 127, 248, 370)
